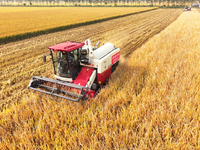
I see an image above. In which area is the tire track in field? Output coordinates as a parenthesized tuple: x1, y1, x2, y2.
(0, 9, 182, 110)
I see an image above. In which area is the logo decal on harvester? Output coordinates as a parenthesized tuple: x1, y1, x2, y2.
(112, 52, 120, 64)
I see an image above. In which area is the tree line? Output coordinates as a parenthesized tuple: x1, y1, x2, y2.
(0, 0, 199, 7)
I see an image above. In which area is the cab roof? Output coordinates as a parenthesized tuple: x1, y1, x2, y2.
(48, 41, 85, 52)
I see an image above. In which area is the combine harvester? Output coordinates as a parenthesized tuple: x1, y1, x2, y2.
(28, 39, 120, 102)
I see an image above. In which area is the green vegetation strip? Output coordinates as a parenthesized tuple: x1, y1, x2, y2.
(0, 7, 158, 44)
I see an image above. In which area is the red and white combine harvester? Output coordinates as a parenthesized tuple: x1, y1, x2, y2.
(28, 39, 120, 102)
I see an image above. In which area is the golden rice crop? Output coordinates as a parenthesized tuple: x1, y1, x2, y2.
(0, 9, 190, 149)
(0, 7, 157, 38)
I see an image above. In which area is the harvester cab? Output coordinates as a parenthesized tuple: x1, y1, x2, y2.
(48, 41, 85, 82)
(28, 39, 120, 102)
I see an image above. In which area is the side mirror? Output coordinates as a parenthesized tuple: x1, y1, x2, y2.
(43, 55, 46, 62)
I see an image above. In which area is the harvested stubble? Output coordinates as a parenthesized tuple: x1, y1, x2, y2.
(0, 9, 190, 149)
(0, 9, 182, 110)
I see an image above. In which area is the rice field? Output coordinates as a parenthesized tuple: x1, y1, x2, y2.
(0, 7, 157, 39)
(0, 7, 190, 148)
